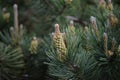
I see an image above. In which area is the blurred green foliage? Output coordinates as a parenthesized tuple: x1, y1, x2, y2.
(0, 0, 120, 80)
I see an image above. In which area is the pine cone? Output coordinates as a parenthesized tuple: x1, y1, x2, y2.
(68, 20, 75, 35)
(52, 24, 67, 61)
(2, 8, 10, 22)
(109, 14, 118, 26)
(29, 37, 38, 54)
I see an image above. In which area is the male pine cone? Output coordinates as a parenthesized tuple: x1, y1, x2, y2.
(52, 24, 67, 61)
(68, 20, 75, 35)
(2, 8, 10, 22)
(29, 37, 38, 54)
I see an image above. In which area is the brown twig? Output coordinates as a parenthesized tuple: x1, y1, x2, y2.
(66, 16, 88, 26)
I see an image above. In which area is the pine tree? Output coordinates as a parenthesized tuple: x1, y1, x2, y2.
(0, 0, 120, 80)
(45, 0, 120, 80)
(0, 4, 47, 80)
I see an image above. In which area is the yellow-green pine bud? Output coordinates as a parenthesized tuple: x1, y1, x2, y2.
(2, 8, 10, 22)
(84, 26, 89, 33)
(64, 0, 72, 5)
(19, 24, 24, 40)
(109, 14, 118, 27)
(52, 24, 67, 61)
(68, 20, 75, 35)
(10, 27, 15, 42)
(29, 37, 38, 54)
(108, 50, 114, 57)
(107, 0, 113, 11)
(103, 33, 108, 57)
(111, 38, 115, 51)
(98, 0, 106, 9)
(90, 16, 100, 41)
(13, 4, 19, 39)
(118, 45, 120, 54)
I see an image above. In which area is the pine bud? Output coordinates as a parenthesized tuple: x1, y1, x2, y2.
(118, 45, 120, 54)
(90, 16, 97, 29)
(52, 24, 67, 61)
(29, 37, 38, 54)
(111, 37, 115, 51)
(55, 24, 60, 34)
(103, 33, 108, 56)
(84, 26, 89, 33)
(68, 20, 75, 35)
(65, 0, 72, 5)
(84, 26, 89, 41)
(109, 14, 118, 26)
(13, 4, 19, 35)
(107, 0, 113, 11)
(108, 50, 114, 57)
(10, 27, 14, 32)
(19, 24, 24, 40)
(2, 8, 10, 22)
(10, 27, 15, 40)
(118, 45, 120, 52)
(90, 16, 96, 24)
(20, 24, 23, 29)
(70, 20, 74, 26)
(2, 8, 6, 12)
(99, 0, 106, 9)
(90, 16, 100, 41)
